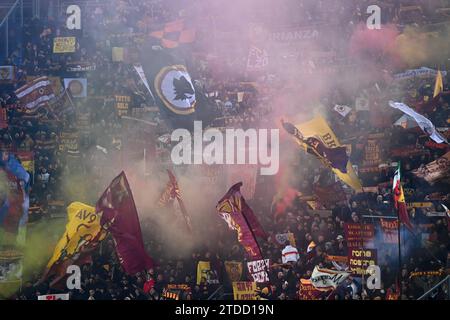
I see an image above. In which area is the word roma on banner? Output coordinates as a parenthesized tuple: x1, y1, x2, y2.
(348, 249, 377, 275)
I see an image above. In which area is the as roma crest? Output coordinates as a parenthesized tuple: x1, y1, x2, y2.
(154, 64, 196, 115)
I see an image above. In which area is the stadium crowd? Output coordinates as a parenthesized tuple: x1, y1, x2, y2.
(0, 0, 449, 300)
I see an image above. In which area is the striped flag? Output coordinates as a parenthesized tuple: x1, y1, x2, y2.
(150, 19, 196, 49)
(393, 163, 414, 232)
(14, 76, 55, 112)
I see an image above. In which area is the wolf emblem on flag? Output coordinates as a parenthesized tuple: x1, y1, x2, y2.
(154, 65, 196, 115)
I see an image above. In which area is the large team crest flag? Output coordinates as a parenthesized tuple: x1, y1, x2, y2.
(282, 116, 362, 191)
(46, 202, 105, 269)
(216, 182, 267, 260)
(140, 47, 196, 118)
(96, 171, 154, 274)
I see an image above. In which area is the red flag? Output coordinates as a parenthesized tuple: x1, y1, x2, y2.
(96, 171, 154, 274)
(216, 182, 267, 260)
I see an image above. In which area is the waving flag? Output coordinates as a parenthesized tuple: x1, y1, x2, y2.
(310, 266, 350, 291)
(158, 169, 192, 232)
(216, 182, 267, 260)
(96, 172, 154, 274)
(393, 163, 414, 233)
(282, 117, 362, 191)
(14, 76, 55, 112)
(0, 152, 30, 245)
(388, 101, 447, 144)
(45, 202, 104, 269)
(150, 19, 196, 49)
(40, 202, 106, 288)
(433, 70, 444, 98)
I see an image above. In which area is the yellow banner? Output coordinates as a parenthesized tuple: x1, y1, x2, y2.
(232, 281, 257, 300)
(196, 261, 211, 285)
(295, 115, 362, 191)
(53, 37, 76, 53)
(407, 202, 433, 209)
(46, 202, 104, 269)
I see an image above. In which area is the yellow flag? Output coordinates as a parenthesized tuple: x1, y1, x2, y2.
(196, 261, 211, 285)
(46, 202, 104, 269)
(433, 70, 443, 98)
(295, 115, 363, 191)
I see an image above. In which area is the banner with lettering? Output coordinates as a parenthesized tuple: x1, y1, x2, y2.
(59, 131, 79, 157)
(247, 259, 270, 283)
(310, 266, 350, 291)
(53, 37, 76, 53)
(266, 25, 319, 43)
(348, 249, 377, 275)
(298, 278, 322, 300)
(344, 223, 375, 248)
(115, 95, 131, 117)
(362, 139, 382, 167)
(232, 281, 257, 300)
(412, 152, 450, 185)
(380, 219, 398, 244)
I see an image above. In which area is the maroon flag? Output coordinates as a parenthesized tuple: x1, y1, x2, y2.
(96, 171, 154, 274)
(158, 169, 192, 233)
(216, 182, 267, 260)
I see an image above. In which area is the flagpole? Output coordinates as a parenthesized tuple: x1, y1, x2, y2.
(237, 193, 272, 285)
(397, 208, 402, 300)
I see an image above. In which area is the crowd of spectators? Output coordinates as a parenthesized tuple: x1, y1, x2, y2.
(0, 0, 449, 300)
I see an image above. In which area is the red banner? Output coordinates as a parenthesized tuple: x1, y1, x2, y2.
(344, 223, 375, 248)
(380, 219, 398, 244)
(298, 278, 322, 300)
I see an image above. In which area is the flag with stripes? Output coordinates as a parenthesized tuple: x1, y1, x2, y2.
(150, 19, 196, 49)
(14, 76, 55, 112)
(393, 163, 414, 233)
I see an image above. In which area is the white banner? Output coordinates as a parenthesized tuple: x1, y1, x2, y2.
(310, 266, 350, 291)
(134, 64, 155, 100)
(389, 101, 447, 144)
(393, 67, 447, 81)
(334, 105, 352, 117)
(38, 293, 70, 300)
(247, 259, 270, 283)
